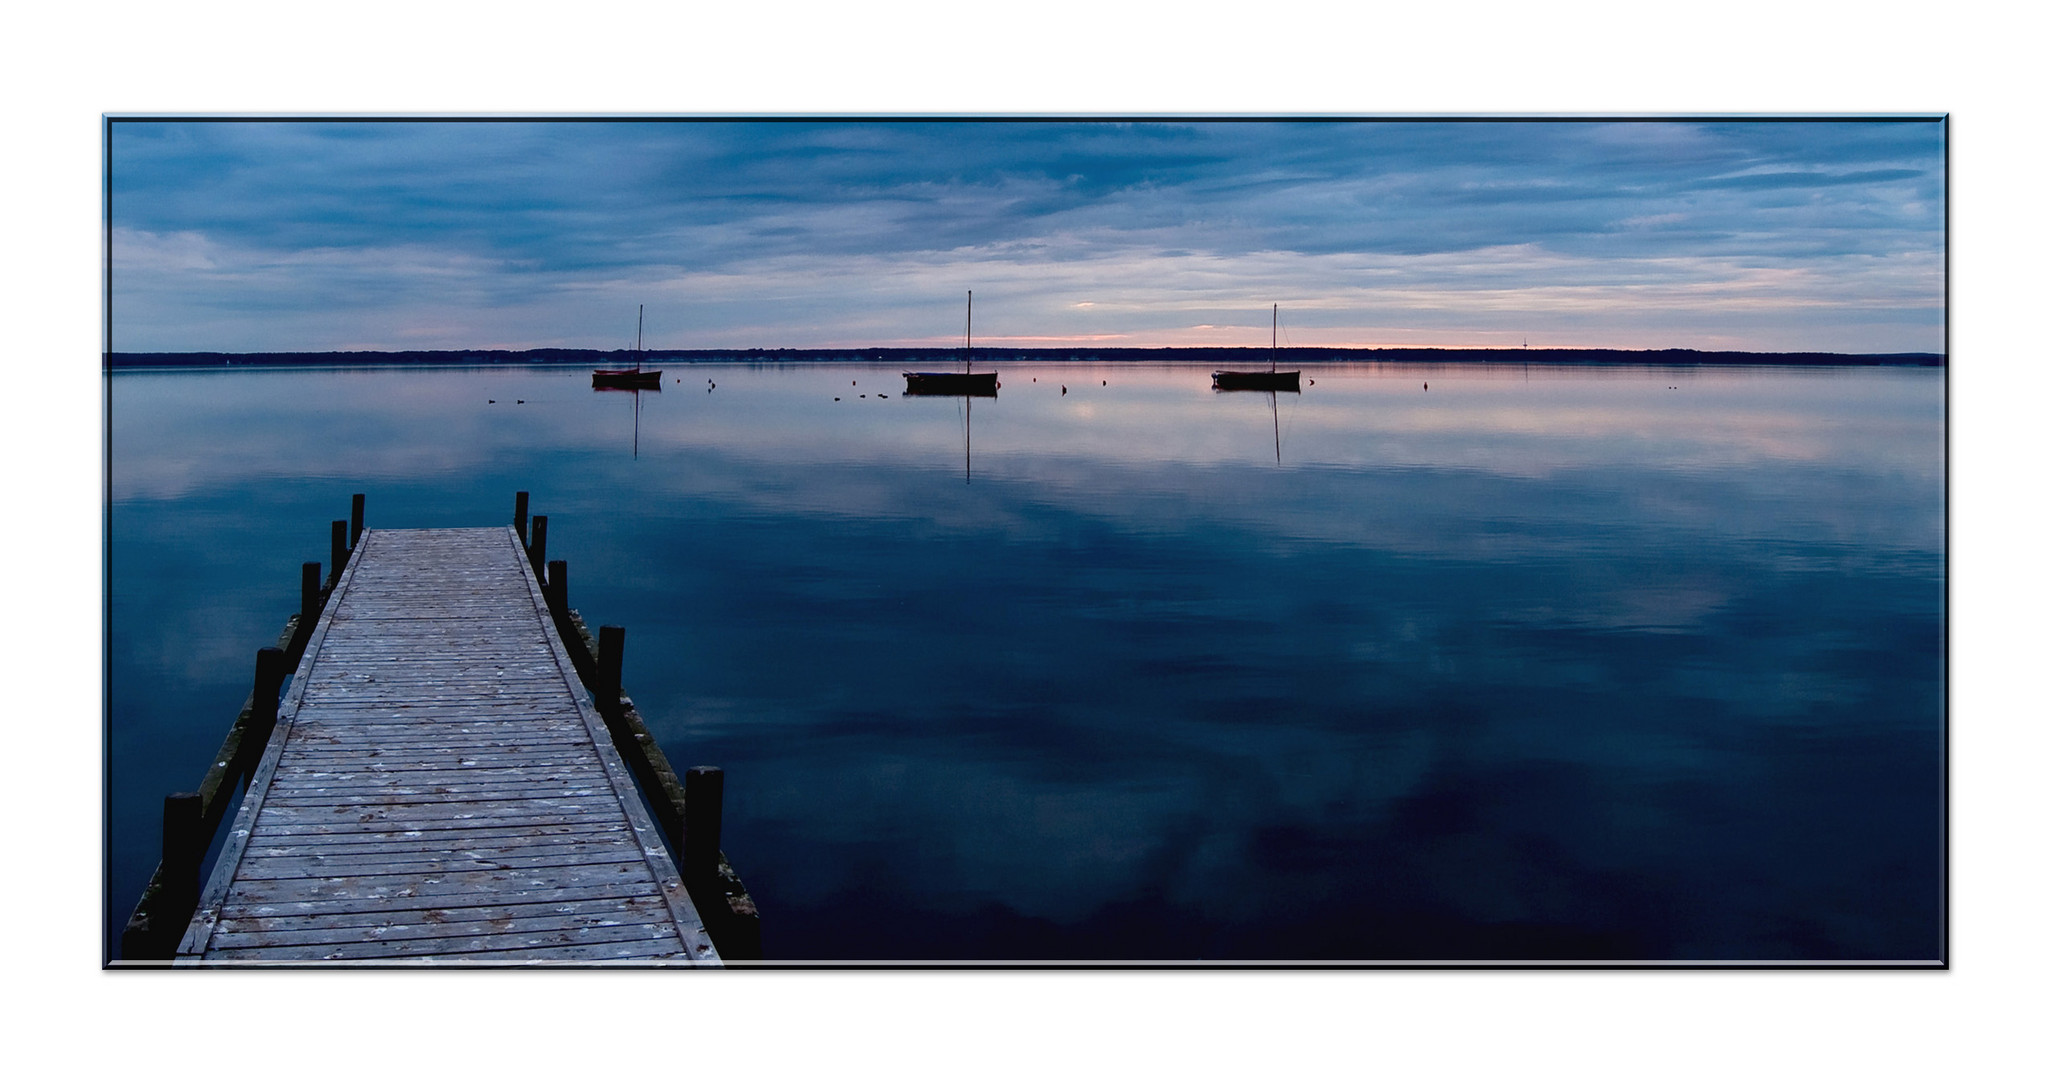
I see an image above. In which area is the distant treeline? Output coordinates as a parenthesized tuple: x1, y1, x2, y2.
(106, 346, 1944, 368)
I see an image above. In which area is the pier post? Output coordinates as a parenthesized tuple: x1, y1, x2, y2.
(529, 515, 548, 580)
(253, 646, 288, 726)
(546, 560, 567, 614)
(596, 625, 624, 715)
(162, 791, 204, 913)
(241, 646, 290, 779)
(301, 561, 322, 628)
(350, 493, 365, 547)
(684, 766, 724, 874)
(330, 521, 348, 587)
(514, 491, 530, 542)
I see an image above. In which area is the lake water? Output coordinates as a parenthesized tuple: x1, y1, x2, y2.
(105, 360, 1944, 963)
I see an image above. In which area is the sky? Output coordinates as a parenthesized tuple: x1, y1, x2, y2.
(107, 118, 1945, 355)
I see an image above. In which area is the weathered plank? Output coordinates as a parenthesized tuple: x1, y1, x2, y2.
(234, 846, 647, 880)
(216, 862, 662, 906)
(209, 907, 677, 950)
(265, 763, 603, 779)
(274, 753, 608, 771)
(245, 828, 633, 859)
(177, 526, 719, 967)
(202, 919, 687, 962)
(249, 812, 640, 839)
(204, 936, 694, 965)
(284, 722, 597, 741)
(221, 881, 663, 920)
(217, 893, 670, 933)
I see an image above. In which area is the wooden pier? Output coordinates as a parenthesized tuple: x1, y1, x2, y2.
(130, 499, 753, 966)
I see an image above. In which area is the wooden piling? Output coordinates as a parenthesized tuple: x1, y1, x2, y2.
(161, 792, 203, 912)
(529, 514, 548, 581)
(329, 520, 347, 586)
(546, 560, 595, 689)
(350, 493, 365, 546)
(246, 647, 288, 763)
(300, 562, 321, 629)
(685, 766, 724, 874)
(597, 624, 624, 714)
(546, 559, 567, 614)
(514, 490, 529, 542)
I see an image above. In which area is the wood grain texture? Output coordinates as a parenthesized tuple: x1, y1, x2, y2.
(176, 527, 720, 967)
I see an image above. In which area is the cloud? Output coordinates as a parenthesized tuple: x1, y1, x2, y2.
(108, 119, 1946, 352)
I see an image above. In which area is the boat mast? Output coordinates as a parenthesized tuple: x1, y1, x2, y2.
(965, 290, 972, 374)
(1271, 303, 1278, 374)
(636, 304, 644, 371)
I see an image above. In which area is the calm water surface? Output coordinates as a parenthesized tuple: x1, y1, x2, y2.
(107, 361, 1944, 961)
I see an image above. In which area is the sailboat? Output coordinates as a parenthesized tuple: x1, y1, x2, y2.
(904, 291, 999, 396)
(1212, 304, 1301, 391)
(593, 305, 662, 389)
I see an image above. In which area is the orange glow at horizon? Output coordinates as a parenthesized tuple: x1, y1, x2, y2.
(878, 330, 1624, 351)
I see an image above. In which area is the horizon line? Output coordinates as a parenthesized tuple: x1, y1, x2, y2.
(106, 344, 1946, 358)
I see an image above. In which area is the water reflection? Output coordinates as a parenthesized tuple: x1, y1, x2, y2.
(592, 382, 657, 457)
(105, 361, 1944, 961)
(899, 389, 988, 482)
(1210, 387, 1293, 463)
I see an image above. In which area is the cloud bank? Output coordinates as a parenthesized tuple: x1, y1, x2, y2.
(109, 119, 1945, 353)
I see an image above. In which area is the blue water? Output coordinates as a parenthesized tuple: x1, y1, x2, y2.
(105, 361, 1945, 962)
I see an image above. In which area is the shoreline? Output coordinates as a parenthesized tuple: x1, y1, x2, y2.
(106, 346, 1944, 369)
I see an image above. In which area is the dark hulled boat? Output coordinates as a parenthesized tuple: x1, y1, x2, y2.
(1213, 304, 1300, 392)
(905, 291, 998, 396)
(1212, 369, 1299, 391)
(594, 306, 662, 389)
(903, 371, 997, 396)
(592, 368, 661, 389)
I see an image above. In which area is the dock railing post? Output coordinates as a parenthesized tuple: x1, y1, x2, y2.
(300, 561, 322, 629)
(514, 491, 530, 543)
(161, 791, 203, 918)
(250, 646, 289, 751)
(684, 766, 724, 875)
(546, 560, 567, 615)
(350, 493, 365, 547)
(330, 520, 348, 587)
(236, 647, 290, 785)
(596, 624, 623, 716)
(529, 515, 548, 581)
